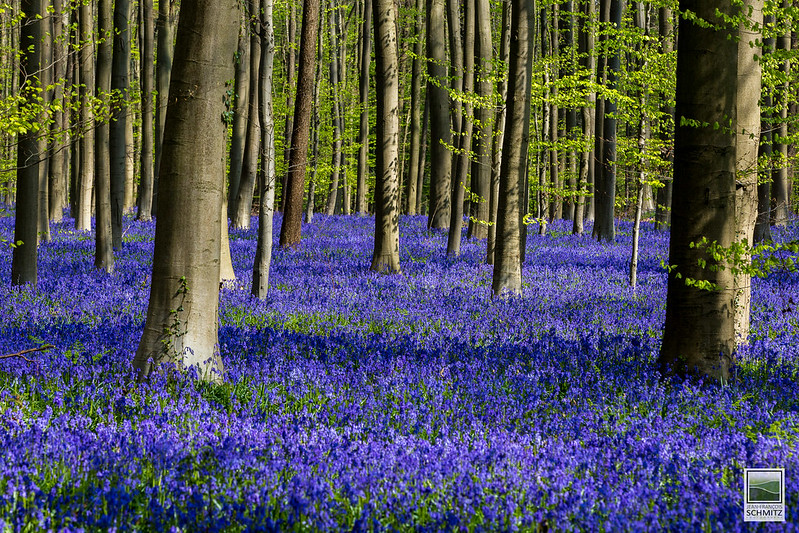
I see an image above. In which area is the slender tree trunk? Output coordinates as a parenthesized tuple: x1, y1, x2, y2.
(233, 4, 262, 230)
(492, 0, 532, 296)
(325, 5, 344, 215)
(279, 0, 319, 247)
(306, 10, 323, 224)
(152, 0, 177, 218)
(76, 2, 94, 230)
(426, 0, 451, 229)
(228, 18, 251, 218)
(134, 0, 239, 381)
(12, 0, 42, 286)
(137, 0, 155, 221)
(658, 0, 742, 384)
(755, 18, 774, 245)
(280, 0, 297, 212)
(468, 0, 492, 240)
(416, 93, 429, 214)
(574, 0, 596, 235)
(95, 0, 114, 273)
(48, 0, 66, 223)
(37, 2, 51, 243)
(771, 1, 791, 226)
(654, 6, 674, 231)
(356, 0, 372, 214)
(447, 0, 475, 256)
(487, 0, 510, 264)
(629, 95, 647, 288)
(253, 0, 277, 297)
(405, 0, 424, 215)
(371, 0, 401, 273)
(548, 4, 560, 221)
(110, 0, 132, 250)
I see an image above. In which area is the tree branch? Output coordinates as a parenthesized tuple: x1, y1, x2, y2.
(0, 345, 54, 364)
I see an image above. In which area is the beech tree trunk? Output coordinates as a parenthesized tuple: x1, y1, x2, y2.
(134, 0, 239, 381)
(771, 2, 791, 226)
(405, 0, 424, 215)
(95, 0, 114, 273)
(110, 0, 132, 250)
(468, 0, 492, 240)
(356, 0, 372, 214)
(371, 0, 401, 273)
(279, 0, 320, 247)
(654, 6, 675, 231)
(659, 0, 742, 384)
(75, 2, 94, 231)
(48, 0, 66, 223)
(227, 18, 251, 219)
(574, 0, 596, 235)
(492, 0, 533, 296)
(11, 0, 42, 286)
(426, 0, 451, 229)
(137, 0, 155, 221)
(37, 2, 51, 243)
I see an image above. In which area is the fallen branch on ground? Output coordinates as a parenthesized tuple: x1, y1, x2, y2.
(0, 345, 55, 364)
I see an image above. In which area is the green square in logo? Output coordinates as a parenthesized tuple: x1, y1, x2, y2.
(746, 469, 783, 504)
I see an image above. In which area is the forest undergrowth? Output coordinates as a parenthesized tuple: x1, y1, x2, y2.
(0, 212, 797, 531)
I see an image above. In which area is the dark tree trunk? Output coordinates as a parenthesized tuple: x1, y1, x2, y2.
(227, 17, 251, 219)
(468, 0, 492, 240)
(152, 0, 178, 218)
(95, 0, 114, 273)
(405, 0, 424, 215)
(279, 0, 320, 247)
(654, 6, 674, 231)
(280, 0, 297, 212)
(426, 0, 451, 229)
(110, 0, 132, 249)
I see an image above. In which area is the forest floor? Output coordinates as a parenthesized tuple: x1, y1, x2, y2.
(0, 212, 797, 531)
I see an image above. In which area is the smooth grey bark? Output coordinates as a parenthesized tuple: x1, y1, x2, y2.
(771, 1, 791, 226)
(426, 0, 451, 229)
(134, 0, 239, 382)
(371, 0, 401, 273)
(487, 0, 510, 264)
(152, 0, 177, 218)
(447, 0, 475, 256)
(654, 6, 674, 231)
(279, 0, 319, 247)
(306, 9, 323, 224)
(468, 0, 492, 240)
(416, 94, 429, 214)
(48, 0, 66, 223)
(547, 4, 560, 221)
(325, 5, 344, 215)
(232, 3, 262, 230)
(658, 0, 741, 384)
(110, 0, 132, 250)
(75, 2, 94, 231)
(405, 0, 424, 215)
(445, 0, 465, 232)
(574, 0, 596, 235)
(253, 0, 277, 298)
(227, 18, 251, 219)
(755, 29, 774, 246)
(356, 0, 372, 214)
(280, 0, 297, 212)
(593, 0, 622, 242)
(137, 0, 155, 221)
(38, 2, 51, 243)
(95, 0, 114, 273)
(12, 0, 42, 286)
(492, 0, 533, 296)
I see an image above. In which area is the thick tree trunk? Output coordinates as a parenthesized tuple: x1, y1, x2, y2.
(137, 0, 155, 221)
(253, 0, 277, 298)
(110, 0, 132, 250)
(659, 0, 742, 384)
(492, 0, 532, 296)
(426, 0, 451, 229)
(95, 0, 114, 273)
(12, 0, 42, 286)
(76, 2, 94, 231)
(227, 19, 251, 219)
(279, 0, 320, 247)
(356, 0, 372, 214)
(371, 0, 401, 273)
(134, 0, 239, 381)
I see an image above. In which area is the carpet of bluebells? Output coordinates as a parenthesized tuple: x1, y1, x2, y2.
(0, 209, 798, 532)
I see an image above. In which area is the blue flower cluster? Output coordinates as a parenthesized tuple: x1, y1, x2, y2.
(0, 213, 797, 531)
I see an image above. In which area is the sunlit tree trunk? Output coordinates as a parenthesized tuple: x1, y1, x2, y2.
(574, 0, 595, 235)
(306, 10, 323, 224)
(771, 1, 791, 226)
(280, 0, 297, 212)
(468, 0, 492, 240)
(48, 0, 66, 223)
(492, 0, 533, 296)
(325, 5, 344, 215)
(110, 0, 132, 250)
(405, 0, 424, 215)
(279, 0, 320, 247)
(37, 0, 51, 243)
(426, 0, 451, 229)
(654, 6, 675, 231)
(134, 0, 239, 381)
(356, 0, 372, 214)
(95, 0, 114, 273)
(137, 0, 155, 221)
(227, 16, 251, 219)
(75, 2, 94, 231)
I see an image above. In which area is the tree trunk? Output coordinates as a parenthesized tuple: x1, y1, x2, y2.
(771, 1, 791, 226)
(426, 0, 451, 229)
(405, 0, 424, 215)
(76, 2, 94, 231)
(574, 0, 596, 235)
(654, 6, 675, 231)
(152, 0, 178, 218)
(733, 0, 764, 344)
(253, 0, 277, 297)
(755, 17, 773, 245)
(279, 0, 320, 247)
(134, 0, 239, 381)
(95, 0, 115, 273)
(11, 0, 42, 286)
(232, 4, 262, 230)
(356, 0, 372, 214)
(658, 0, 742, 384)
(38, 1, 51, 243)
(492, 0, 532, 296)
(371, 0, 401, 273)
(110, 0, 132, 250)
(548, 4, 560, 221)
(280, 0, 297, 212)
(227, 17, 251, 219)
(468, 0, 492, 240)
(137, 0, 155, 221)
(447, 0, 475, 256)
(325, 5, 344, 215)
(593, 0, 622, 242)
(306, 10, 324, 224)
(486, 0, 510, 264)
(48, 0, 66, 223)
